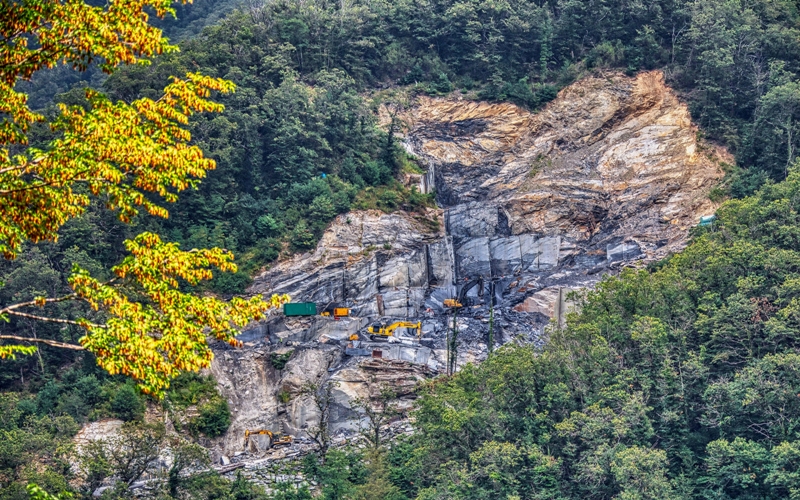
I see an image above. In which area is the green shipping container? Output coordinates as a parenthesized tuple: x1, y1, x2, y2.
(283, 302, 317, 316)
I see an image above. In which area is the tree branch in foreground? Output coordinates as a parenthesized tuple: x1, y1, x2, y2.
(6, 310, 104, 329)
(0, 335, 84, 351)
(0, 293, 78, 315)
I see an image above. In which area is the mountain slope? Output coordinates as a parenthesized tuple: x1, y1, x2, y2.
(209, 71, 725, 470)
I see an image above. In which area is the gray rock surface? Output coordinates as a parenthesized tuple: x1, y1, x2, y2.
(208, 70, 726, 461)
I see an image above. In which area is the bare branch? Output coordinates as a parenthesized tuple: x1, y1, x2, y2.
(301, 380, 337, 457)
(6, 310, 104, 329)
(0, 293, 78, 315)
(0, 334, 84, 350)
(0, 164, 28, 176)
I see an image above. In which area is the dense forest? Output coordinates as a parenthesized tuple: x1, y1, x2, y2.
(20, 0, 800, 288)
(105, 0, 800, 272)
(390, 166, 800, 499)
(4, 0, 800, 498)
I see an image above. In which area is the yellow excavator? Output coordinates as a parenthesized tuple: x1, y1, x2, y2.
(366, 321, 422, 341)
(243, 429, 293, 451)
(444, 277, 483, 309)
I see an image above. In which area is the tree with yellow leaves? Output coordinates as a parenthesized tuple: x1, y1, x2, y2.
(0, 0, 287, 396)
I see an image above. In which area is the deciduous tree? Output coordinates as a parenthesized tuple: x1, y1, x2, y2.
(0, 0, 287, 396)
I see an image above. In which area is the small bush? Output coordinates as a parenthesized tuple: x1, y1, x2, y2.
(535, 84, 558, 105)
(255, 237, 282, 263)
(309, 195, 337, 220)
(587, 40, 626, 68)
(210, 270, 251, 295)
(35, 380, 61, 416)
(110, 384, 145, 421)
(479, 76, 560, 110)
(290, 220, 317, 251)
(192, 398, 231, 437)
(16, 397, 37, 420)
(399, 153, 424, 174)
(428, 72, 453, 94)
(361, 160, 392, 186)
(528, 154, 552, 177)
(399, 62, 425, 85)
(405, 187, 435, 212)
(415, 214, 441, 233)
(332, 189, 354, 213)
(55, 392, 88, 421)
(75, 375, 103, 406)
(378, 190, 399, 211)
(270, 350, 294, 371)
(278, 390, 292, 404)
(166, 373, 218, 409)
(287, 178, 332, 205)
(255, 214, 284, 237)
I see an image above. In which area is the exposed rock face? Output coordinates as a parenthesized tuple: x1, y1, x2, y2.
(406, 70, 720, 262)
(210, 70, 725, 458)
(250, 209, 447, 319)
(73, 419, 124, 446)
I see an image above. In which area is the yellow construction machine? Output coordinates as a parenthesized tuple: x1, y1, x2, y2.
(319, 303, 350, 319)
(443, 299, 462, 308)
(320, 307, 349, 318)
(243, 429, 293, 451)
(366, 321, 422, 341)
(444, 277, 483, 309)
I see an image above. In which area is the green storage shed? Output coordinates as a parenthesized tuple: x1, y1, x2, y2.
(283, 302, 317, 316)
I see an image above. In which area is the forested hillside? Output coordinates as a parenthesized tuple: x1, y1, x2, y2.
(20, 0, 800, 292)
(385, 166, 800, 499)
(102, 0, 800, 273)
(4, 0, 800, 499)
(17, 0, 243, 110)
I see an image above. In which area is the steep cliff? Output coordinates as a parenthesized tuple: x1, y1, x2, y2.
(209, 70, 725, 461)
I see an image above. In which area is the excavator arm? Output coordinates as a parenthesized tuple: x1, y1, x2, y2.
(244, 429, 274, 439)
(458, 276, 484, 306)
(366, 321, 422, 340)
(385, 321, 422, 338)
(444, 277, 484, 309)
